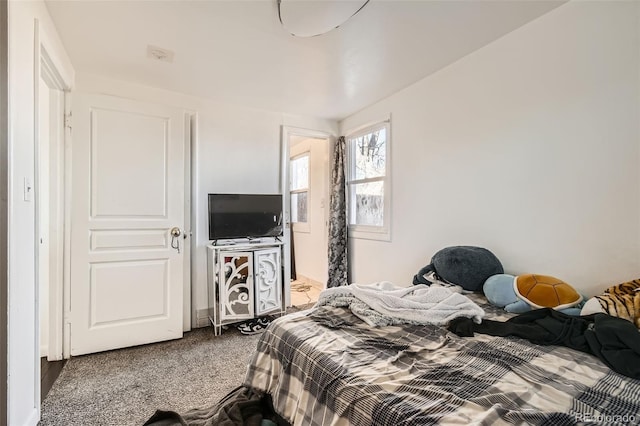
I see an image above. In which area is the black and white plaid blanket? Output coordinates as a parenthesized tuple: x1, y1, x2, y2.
(244, 295, 640, 425)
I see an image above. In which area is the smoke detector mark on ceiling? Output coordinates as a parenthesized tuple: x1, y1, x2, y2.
(147, 45, 175, 63)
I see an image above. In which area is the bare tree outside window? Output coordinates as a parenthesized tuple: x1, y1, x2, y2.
(347, 125, 388, 229)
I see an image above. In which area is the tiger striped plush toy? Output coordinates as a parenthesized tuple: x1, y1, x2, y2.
(581, 279, 640, 328)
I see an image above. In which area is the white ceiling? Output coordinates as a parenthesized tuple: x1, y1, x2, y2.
(45, 0, 564, 121)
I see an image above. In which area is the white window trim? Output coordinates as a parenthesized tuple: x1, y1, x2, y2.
(290, 152, 310, 233)
(346, 120, 391, 242)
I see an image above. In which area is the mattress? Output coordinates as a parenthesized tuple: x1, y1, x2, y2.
(244, 294, 640, 425)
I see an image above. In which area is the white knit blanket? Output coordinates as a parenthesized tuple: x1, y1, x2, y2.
(314, 281, 485, 327)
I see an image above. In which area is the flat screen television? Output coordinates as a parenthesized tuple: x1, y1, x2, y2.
(208, 193, 283, 240)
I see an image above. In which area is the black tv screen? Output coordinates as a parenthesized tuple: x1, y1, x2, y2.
(208, 194, 283, 240)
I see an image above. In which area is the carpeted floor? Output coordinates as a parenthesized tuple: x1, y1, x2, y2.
(40, 305, 312, 426)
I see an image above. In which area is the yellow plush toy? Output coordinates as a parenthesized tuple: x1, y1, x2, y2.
(581, 279, 640, 328)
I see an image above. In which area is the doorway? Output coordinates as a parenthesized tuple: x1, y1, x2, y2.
(287, 133, 330, 307)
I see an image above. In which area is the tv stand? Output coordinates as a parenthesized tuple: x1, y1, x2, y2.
(206, 240, 285, 336)
(211, 236, 279, 246)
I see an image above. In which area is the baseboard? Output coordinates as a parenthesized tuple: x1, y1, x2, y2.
(21, 408, 39, 426)
(294, 274, 325, 290)
(195, 309, 211, 329)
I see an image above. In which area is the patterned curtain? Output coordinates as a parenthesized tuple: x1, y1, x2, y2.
(327, 136, 349, 288)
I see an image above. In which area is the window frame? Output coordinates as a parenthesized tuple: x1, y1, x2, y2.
(289, 152, 310, 233)
(345, 120, 391, 241)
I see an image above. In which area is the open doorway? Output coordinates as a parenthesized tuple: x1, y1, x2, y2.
(287, 134, 330, 307)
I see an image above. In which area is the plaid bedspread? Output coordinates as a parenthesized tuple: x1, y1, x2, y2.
(244, 295, 640, 425)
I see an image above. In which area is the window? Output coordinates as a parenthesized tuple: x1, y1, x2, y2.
(346, 121, 390, 240)
(290, 154, 309, 229)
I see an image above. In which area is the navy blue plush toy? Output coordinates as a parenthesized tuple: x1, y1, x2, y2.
(413, 246, 504, 292)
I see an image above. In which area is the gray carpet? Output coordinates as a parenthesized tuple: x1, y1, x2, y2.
(40, 306, 311, 426)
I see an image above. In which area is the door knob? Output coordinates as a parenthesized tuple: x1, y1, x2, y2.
(170, 227, 182, 253)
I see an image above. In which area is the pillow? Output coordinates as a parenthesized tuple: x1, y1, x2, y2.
(581, 279, 640, 328)
(413, 246, 504, 291)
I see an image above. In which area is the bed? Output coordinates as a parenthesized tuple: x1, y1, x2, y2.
(243, 294, 640, 425)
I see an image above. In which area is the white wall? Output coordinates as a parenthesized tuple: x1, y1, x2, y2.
(291, 137, 329, 284)
(75, 73, 338, 326)
(8, 1, 74, 425)
(340, 1, 640, 297)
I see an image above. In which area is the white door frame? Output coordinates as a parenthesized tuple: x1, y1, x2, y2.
(34, 18, 74, 367)
(0, 0, 8, 422)
(37, 50, 67, 362)
(188, 113, 198, 330)
(280, 126, 334, 306)
(184, 113, 196, 332)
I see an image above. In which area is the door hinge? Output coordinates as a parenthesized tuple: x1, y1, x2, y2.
(64, 112, 72, 130)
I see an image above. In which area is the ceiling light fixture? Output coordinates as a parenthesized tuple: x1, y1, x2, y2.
(277, 0, 370, 38)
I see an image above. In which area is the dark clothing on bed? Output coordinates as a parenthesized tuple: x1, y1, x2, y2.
(448, 308, 640, 379)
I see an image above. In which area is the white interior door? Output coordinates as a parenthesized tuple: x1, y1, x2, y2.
(70, 93, 185, 356)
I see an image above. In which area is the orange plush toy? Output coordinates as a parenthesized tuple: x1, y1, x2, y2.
(581, 279, 640, 328)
